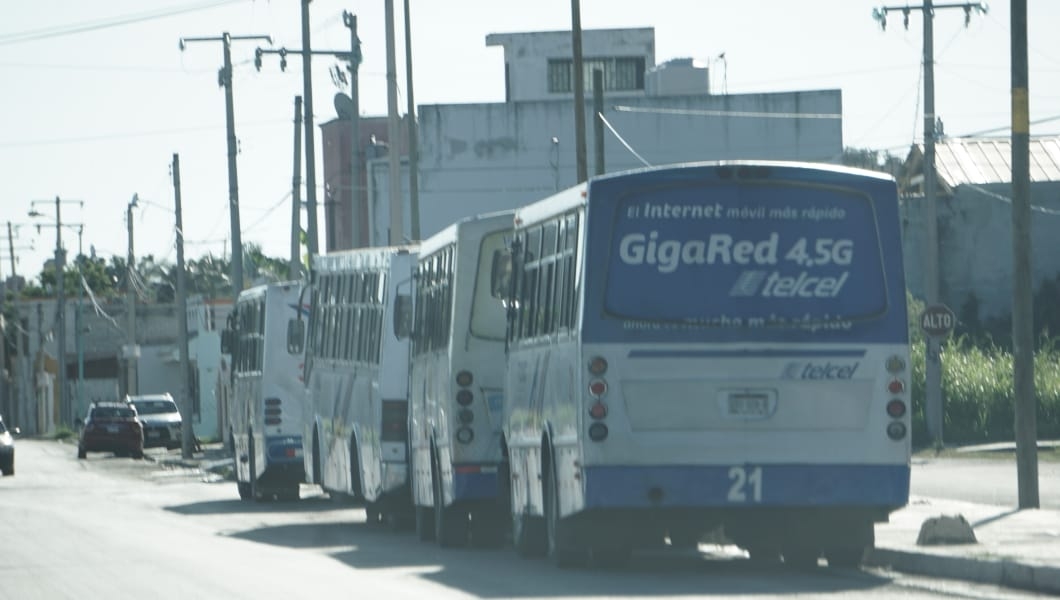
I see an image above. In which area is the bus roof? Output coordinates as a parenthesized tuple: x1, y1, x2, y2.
(416, 210, 515, 257)
(312, 244, 419, 274)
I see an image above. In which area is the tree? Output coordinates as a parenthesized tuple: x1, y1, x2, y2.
(841, 147, 904, 178)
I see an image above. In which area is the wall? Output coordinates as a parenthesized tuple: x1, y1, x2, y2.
(900, 181, 1060, 319)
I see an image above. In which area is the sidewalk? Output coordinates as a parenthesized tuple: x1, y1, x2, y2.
(867, 495, 1060, 594)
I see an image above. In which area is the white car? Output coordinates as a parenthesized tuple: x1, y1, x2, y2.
(125, 394, 183, 450)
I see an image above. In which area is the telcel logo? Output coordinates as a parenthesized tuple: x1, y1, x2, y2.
(782, 361, 860, 380)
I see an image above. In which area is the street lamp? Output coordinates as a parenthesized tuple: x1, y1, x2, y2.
(28, 197, 83, 429)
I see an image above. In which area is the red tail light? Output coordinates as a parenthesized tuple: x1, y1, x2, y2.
(588, 379, 607, 398)
(589, 401, 607, 420)
(887, 378, 905, 394)
(886, 399, 907, 418)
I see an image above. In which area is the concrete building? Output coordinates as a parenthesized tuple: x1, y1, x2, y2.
(3, 295, 229, 439)
(900, 135, 1060, 321)
(321, 27, 843, 250)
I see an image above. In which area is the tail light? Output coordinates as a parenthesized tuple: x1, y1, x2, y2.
(886, 399, 907, 418)
(455, 371, 474, 442)
(264, 398, 282, 426)
(587, 357, 609, 441)
(884, 355, 908, 440)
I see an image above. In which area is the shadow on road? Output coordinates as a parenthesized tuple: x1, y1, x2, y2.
(165, 495, 348, 516)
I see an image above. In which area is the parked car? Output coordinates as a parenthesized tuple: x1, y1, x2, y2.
(0, 415, 16, 476)
(124, 393, 182, 450)
(78, 402, 144, 459)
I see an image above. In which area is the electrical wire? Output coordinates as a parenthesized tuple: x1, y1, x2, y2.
(0, 0, 249, 46)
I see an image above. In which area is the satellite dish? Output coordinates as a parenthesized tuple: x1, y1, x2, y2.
(334, 92, 355, 119)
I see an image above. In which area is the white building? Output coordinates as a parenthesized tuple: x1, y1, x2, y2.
(322, 27, 843, 249)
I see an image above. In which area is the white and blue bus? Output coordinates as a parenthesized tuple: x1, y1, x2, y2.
(298, 245, 418, 524)
(224, 282, 309, 502)
(496, 161, 911, 567)
(407, 211, 514, 547)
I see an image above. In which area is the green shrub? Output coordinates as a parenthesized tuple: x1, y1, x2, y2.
(907, 291, 1060, 447)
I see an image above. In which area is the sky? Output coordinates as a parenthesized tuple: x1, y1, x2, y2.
(2, 0, 1059, 285)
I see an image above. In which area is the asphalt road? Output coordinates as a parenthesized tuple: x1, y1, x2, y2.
(0, 439, 1045, 600)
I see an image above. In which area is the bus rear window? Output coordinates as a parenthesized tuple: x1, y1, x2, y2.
(603, 182, 889, 328)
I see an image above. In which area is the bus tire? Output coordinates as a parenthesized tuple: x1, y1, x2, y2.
(416, 504, 436, 541)
(248, 434, 260, 502)
(237, 481, 252, 501)
(433, 456, 468, 548)
(512, 511, 546, 558)
(544, 458, 588, 568)
(825, 546, 865, 568)
(469, 506, 506, 548)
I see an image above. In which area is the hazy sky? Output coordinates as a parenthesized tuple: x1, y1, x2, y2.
(2, 0, 1058, 283)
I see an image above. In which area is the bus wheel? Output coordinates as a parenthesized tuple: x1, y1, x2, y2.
(592, 544, 632, 569)
(416, 504, 436, 541)
(782, 546, 820, 569)
(365, 502, 381, 525)
(544, 460, 588, 568)
(277, 485, 300, 502)
(433, 457, 468, 548)
(469, 506, 506, 548)
(512, 510, 546, 558)
(825, 546, 865, 568)
(237, 481, 252, 500)
(248, 435, 260, 502)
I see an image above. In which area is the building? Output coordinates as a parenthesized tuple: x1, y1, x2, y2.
(4, 295, 228, 439)
(900, 135, 1060, 321)
(321, 27, 844, 250)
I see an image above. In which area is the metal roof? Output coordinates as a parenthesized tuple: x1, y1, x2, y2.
(909, 136, 1060, 189)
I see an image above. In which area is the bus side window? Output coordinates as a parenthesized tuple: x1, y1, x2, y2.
(490, 248, 512, 299)
(287, 318, 305, 354)
(393, 293, 412, 339)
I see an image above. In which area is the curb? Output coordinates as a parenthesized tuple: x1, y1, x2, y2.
(865, 548, 1060, 595)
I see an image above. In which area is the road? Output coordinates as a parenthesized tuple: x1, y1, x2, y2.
(0, 439, 1045, 600)
(912, 451, 1060, 509)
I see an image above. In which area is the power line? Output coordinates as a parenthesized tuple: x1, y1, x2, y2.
(0, 0, 248, 46)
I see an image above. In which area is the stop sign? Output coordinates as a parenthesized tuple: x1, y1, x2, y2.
(920, 304, 956, 337)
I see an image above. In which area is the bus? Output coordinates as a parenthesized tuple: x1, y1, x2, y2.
(224, 282, 309, 502)
(298, 245, 418, 524)
(495, 161, 911, 567)
(407, 211, 514, 547)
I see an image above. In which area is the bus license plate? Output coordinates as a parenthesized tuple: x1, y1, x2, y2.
(723, 391, 775, 419)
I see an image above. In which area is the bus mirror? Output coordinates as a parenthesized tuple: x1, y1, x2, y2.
(393, 294, 412, 339)
(490, 249, 512, 298)
(287, 319, 305, 354)
(220, 330, 232, 354)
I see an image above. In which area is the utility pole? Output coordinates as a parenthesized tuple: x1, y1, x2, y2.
(873, 1, 987, 447)
(126, 195, 139, 397)
(28, 197, 82, 427)
(290, 96, 304, 280)
(74, 226, 84, 421)
(403, 0, 420, 241)
(1009, 0, 1038, 509)
(344, 11, 364, 248)
(384, 0, 403, 245)
(180, 32, 271, 299)
(570, 0, 587, 184)
(7, 222, 17, 281)
(301, 0, 319, 259)
(593, 68, 605, 176)
(172, 154, 194, 459)
(256, 7, 361, 253)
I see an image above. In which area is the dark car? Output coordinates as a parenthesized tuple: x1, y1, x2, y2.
(0, 415, 15, 476)
(124, 393, 182, 450)
(78, 402, 144, 459)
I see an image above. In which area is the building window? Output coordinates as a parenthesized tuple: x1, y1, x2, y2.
(547, 56, 645, 94)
